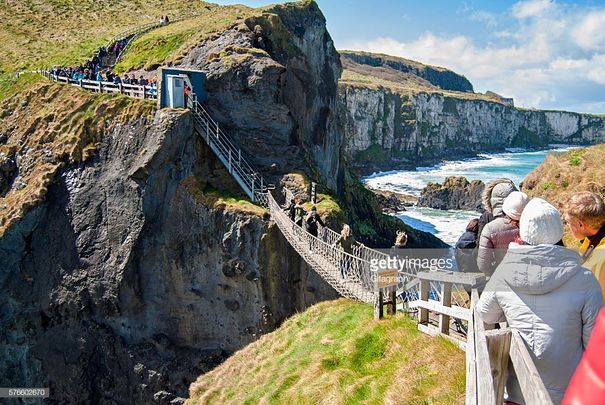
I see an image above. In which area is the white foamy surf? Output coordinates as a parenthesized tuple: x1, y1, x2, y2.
(363, 146, 575, 245)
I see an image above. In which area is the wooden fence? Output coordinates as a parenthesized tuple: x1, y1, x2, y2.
(412, 271, 485, 349)
(42, 71, 157, 100)
(465, 289, 553, 405)
(412, 271, 552, 403)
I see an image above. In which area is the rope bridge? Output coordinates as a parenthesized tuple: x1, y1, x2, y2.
(34, 17, 556, 405)
(37, 17, 427, 306)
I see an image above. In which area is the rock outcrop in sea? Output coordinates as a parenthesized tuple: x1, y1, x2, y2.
(418, 176, 485, 212)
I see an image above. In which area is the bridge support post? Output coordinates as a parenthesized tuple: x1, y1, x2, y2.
(386, 290, 396, 315)
(373, 292, 384, 320)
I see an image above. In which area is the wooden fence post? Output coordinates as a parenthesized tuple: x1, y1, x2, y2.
(386, 290, 396, 315)
(439, 282, 452, 334)
(374, 291, 384, 320)
(418, 279, 429, 324)
(486, 330, 512, 402)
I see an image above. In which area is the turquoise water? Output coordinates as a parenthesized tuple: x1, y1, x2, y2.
(363, 147, 574, 245)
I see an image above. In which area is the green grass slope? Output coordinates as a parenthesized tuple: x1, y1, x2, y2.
(523, 143, 605, 244)
(187, 299, 465, 405)
(113, 5, 259, 73)
(0, 0, 209, 95)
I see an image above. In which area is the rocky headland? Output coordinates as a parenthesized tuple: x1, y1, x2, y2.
(339, 51, 605, 174)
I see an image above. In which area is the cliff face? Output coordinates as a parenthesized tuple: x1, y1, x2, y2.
(341, 87, 605, 173)
(0, 105, 337, 403)
(174, 3, 443, 248)
(178, 1, 342, 190)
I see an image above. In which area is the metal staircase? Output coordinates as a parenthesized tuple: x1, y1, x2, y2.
(187, 94, 272, 202)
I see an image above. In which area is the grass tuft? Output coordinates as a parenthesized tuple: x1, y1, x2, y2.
(186, 299, 465, 404)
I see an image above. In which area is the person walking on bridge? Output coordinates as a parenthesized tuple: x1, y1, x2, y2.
(334, 224, 357, 279)
(477, 198, 603, 404)
(293, 199, 305, 228)
(304, 206, 325, 238)
(283, 198, 296, 221)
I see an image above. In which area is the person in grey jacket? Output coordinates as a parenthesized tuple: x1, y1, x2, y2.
(477, 189, 528, 277)
(477, 198, 603, 405)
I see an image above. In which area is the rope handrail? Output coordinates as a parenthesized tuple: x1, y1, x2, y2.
(268, 190, 376, 303)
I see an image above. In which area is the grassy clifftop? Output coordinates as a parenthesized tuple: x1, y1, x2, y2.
(0, 0, 209, 94)
(187, 299, 465, 404)
(113, 5, 259, 73)
(339, 50, 510, 104)
(523, 144, 605, 244)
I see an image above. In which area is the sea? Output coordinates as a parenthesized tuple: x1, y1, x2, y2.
(363, 146, 575, 246)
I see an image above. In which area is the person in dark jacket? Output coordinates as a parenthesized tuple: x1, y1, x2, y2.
(283, 198, 296, 221)
(304, 206, 325, 238)
(455, 218, 480, 273)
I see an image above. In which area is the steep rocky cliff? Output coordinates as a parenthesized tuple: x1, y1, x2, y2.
(177, 1, 342, 191)
(0, 3, 448, 404)
(0, 85, 338, 403)
(171, 2, 443, 248)
(339, 53, 605, 174)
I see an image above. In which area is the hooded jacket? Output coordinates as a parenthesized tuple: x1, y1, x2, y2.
(477, 178, 517, 237)
(476, 178, 518, 277)
(477, 244, 603, 404)
(455, 231, 479, 273)
(477, 217, 519, 277)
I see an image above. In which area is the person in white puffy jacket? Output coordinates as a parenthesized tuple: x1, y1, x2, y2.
(477, 198, 603, 405)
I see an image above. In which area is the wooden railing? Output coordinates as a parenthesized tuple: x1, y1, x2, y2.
(411, 271, 485, 349)
(465, 289, 553, 405)
(42, 71, 157, 100)
(412, 271, 552, 403)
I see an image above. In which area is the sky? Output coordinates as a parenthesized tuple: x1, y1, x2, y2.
(211, 0, 605, 114)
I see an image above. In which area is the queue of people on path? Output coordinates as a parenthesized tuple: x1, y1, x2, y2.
(453, 179, 605, 405)
(48, 36, 158, 95)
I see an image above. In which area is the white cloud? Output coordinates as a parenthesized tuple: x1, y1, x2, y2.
(469, 11, 498, 28)
(512, 0, 554, 19)
(573, 10, 605, 50)
(339, 1, 605, 113)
